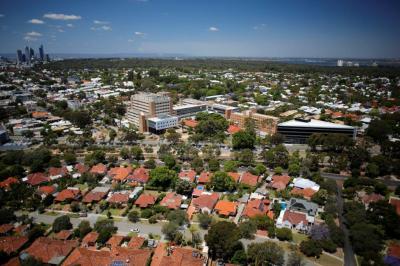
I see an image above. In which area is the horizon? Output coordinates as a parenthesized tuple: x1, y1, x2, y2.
(0, 0, 399, 58)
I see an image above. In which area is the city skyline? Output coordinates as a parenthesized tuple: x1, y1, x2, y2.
(0, 0, 400, 58)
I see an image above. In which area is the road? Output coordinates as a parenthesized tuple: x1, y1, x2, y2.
(321, 172, 400, 187)
(336, 182, 356, 266)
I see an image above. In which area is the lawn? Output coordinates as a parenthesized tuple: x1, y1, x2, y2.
(292, 231, 308, 244)
(309, 253, 344, 266)
(101, 208, 124, 216)
(75, 183, 88, 191)
(44, 211, 59, 216)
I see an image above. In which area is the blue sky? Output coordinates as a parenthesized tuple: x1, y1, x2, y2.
(0, 0, 399, 58)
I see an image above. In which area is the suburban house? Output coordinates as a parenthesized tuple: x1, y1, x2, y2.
(81, 232, 99, 248)
(128, 236, 145, 249)
(228, 172, 241, 183)
(21, 237, 78, 265)
(82, 187, 110, 204)
(0, 236, 28, 255)
(290, 187, 317, 200)
(151, 243, 204, 266)
(389, 197, 400, 216)
(269, 175, 291, 191)
(24, 172, 50, 186)
(159, 192, 182, 210)
(291, 178, 320, 191)
(105, 235, 124, 249)
(197, 171, 212, 184)
(240, 172, 259, 187)
(90, 163, 108, 176)
(359, 192, 384, 207)
(241, 199, 273, 219)
(127, 167, 150, 185)
(48, 167, 69, 180)
(0, 224, 14, 236)
(74, 163, 89, 175)
(135, 194, 157, 208)
(107, 191, 131, 206)
(288, 198, 318, 217)
(190, 192, 219, 214)
(214, 200, 238, 217)
(108, 166, 132, 182)
(179, 169, 197, 183)
(0, 177, 19, 191)
(276, 210, 310, 232)
(54, 230, 73, 241)
(37, 185, 58, 199)
(54, 187, 81, 203)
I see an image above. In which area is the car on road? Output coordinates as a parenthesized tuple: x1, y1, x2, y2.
(130, 228, 140, 233)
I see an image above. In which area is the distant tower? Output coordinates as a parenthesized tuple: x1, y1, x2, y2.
(16, 50, 23, 65)
(337, 60, 344, 67)
(25, 46, 30, 65)
(30, 48, 35, 59)
(39, 45, 44, 61)
(45, 54, 50, 62)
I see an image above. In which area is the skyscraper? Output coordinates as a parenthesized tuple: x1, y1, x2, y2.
(30, 48, 35, 59)
(25, 46, 30, 65)
(39, 45, 44, 61)
(16, 50, 23, 65)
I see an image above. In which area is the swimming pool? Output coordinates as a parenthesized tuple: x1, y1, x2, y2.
(280, 202, 287, 210)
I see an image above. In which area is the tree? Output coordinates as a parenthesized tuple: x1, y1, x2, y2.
(162, 222, 179, 240)
(238, 220, 257, 239)
(198, 212, 212, 229)
(350, 223, 384, 258)
(288, 163, 300, 176)
(300, 239, 322, 257)
(120, 147, 130, 159)
(366, 119, 392, 143)
(205, 221, 242, 261)
(235, 148, 254, 166)
(130, 146, 144, 161)
(167, 210, 188, 226)
(309, 224, 330, 241)
(175, 179, 193, 196)
(0, 208, 15, 225)
(275, 227, 293, 241)
(109, 129, 117, 142)
(144, 158, 156, 169)
(311, 189, 328, 205)
(366, 162, 379, 178)
(270, 133, 284, 145)
(75, 220, 92, 239)
(247, 241, 285, 266)
(161, 154, 176, 170)
(149, 166, 177, 190)
(262, 144, 289, 168)
(194, 113, 229, 141)
(208, 171, 236, 192)
(64, 153, 77, 165)
(232, 131, 255, 150)
(52, 215, 72, 233)
(128, 211, 140, 223)
(208, 158, 220, 172)
(165, 129, 181, 145)
(223, 160, 238, 172)
(367, 200, 400, 239)
(287, 251, 305, 266)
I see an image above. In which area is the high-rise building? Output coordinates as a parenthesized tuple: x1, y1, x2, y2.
(29, 48, 35, 59)
(337, 60, 344, 67)
(126, 92, 177, 133)
(16, 50, 23, 65)
(39, 45, 44, 61)
(25, 46, 30, 65)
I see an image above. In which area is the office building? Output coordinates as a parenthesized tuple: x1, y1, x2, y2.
(126, 92, 177, 133)
(147, 115, 179, 134)
(173, 103, 207, 119)
(229, 109, 279, 135)
(337, 60, 344, 67)
(39, 45, 44, 61)
(24, 46, 30, 65)
(30, 48, 35, 59)
(16, 50, 23, 65)
(277, 118, 356, 144)
(209, 103, 239, 118)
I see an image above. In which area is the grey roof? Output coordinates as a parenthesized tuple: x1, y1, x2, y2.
(288, 198, 318, 216)
(278, 119, 354, 129)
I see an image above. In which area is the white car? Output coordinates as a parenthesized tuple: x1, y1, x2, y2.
(130, 228, 140, 233)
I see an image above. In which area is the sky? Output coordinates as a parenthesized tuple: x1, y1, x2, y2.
(0, 0, 399, 58)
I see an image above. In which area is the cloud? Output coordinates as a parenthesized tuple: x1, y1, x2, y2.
(0, 14, 5, 18)
(128, 39, 134, 42)
(58, 28, 65, 33)
(43, 13, 81, 20)
(91, 25, 112, 31)
(66, 23, 73, 28)
(134, 31, 145, 36)
(253, 23, 266, 30)
(209, 26, 219, 32)
(93, 20, 109, 25)
(28, 19, 45, 24)
(24, 31, 42, 41)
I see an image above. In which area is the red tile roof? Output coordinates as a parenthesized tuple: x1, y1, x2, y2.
(48, 167, 68, 177)
(240, 172, 259, 187)
(291, 187, 317, 200)
(32, 111, 50, 119)
(198, 172, 212, 184)
(108, 192, 130, 204)
(90, 163, 107, 175)
(54, 230, 73, 240)
(0, 224, 14, 234)
(0, 177, 19, 190)
(108, 166, 132, 181)
(23, 237, 78, 264)
(390, 197, 400, 216)
(361, 193, 384, 205)
(55, 188, 80, 202)
(228, 172, 240, 183)
(135, 194, 157, 208)
(82, 189, 109, 203)
(0, 236, 28, 254)
(282, 210, 307, 226)
(191, 192, 219, 211)
(63, 246, 151, 266)
(106, 235, 124, 248)
(160, 192, 182, 210)
(214, 200, 238, 216)
(242, 199, 271, 218)
(128, 167, 150, 184)
(26, 172, 50, 186)
(81, 232, 99, 246)
(178, 170, 196, 183)
(388, 243, 400, 259)
(75, 163, 89, 174)
(38, 185, 57, 196)
(128, 236, 145, 250)
(271, 175, 291, 191)
(151, 243, 204, 266)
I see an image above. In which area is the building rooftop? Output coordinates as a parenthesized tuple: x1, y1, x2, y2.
(278, 119, 354, 129)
